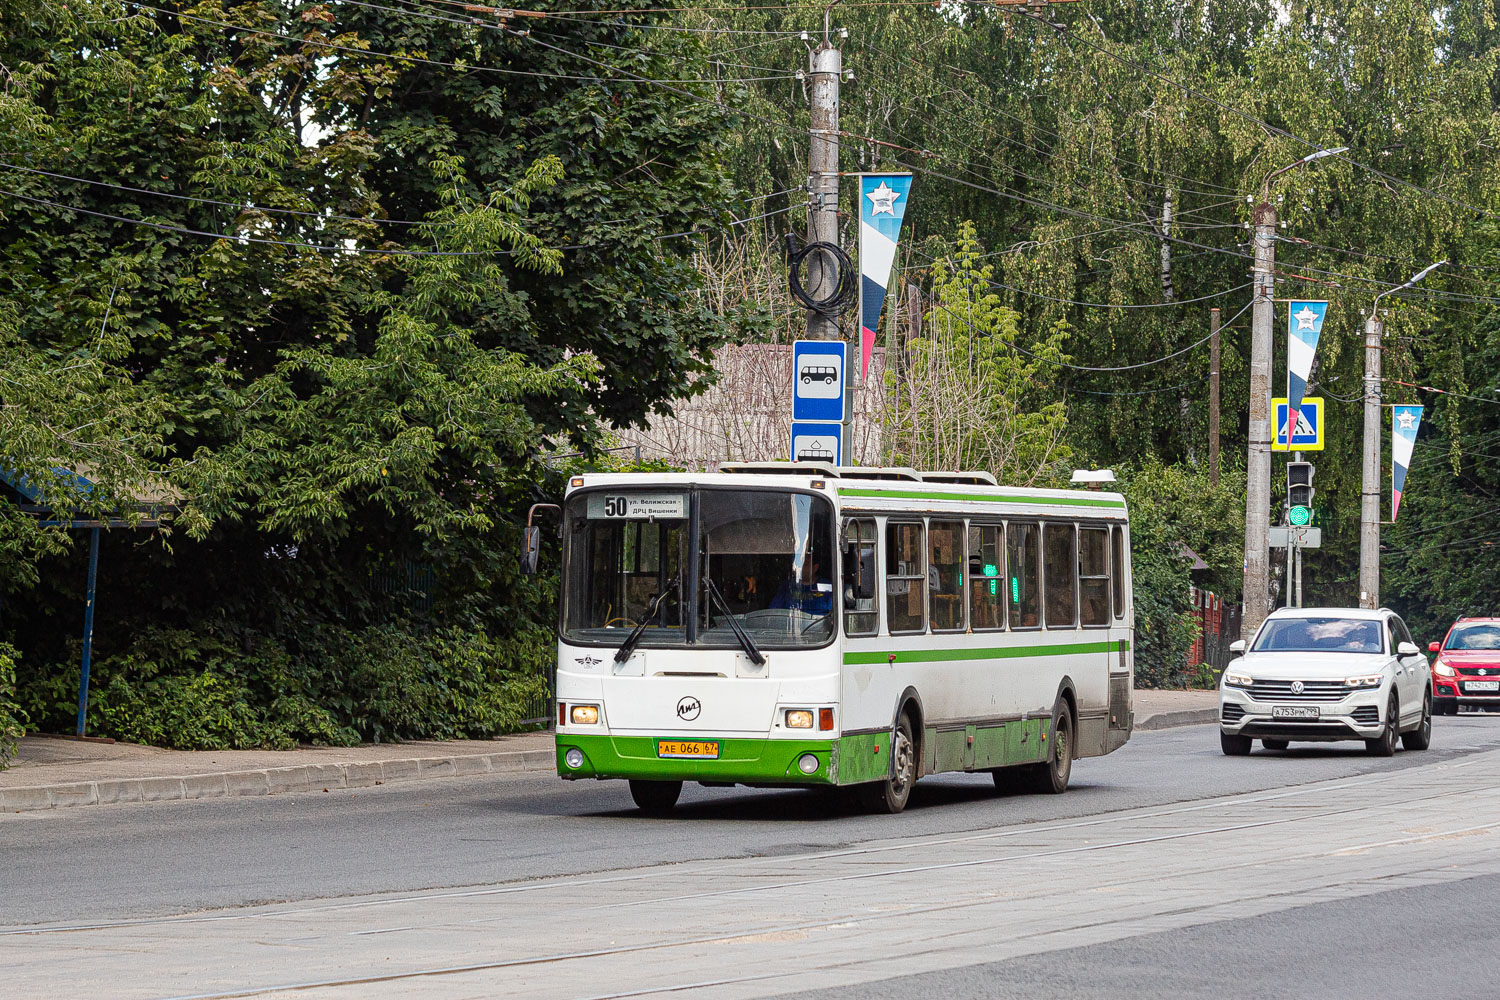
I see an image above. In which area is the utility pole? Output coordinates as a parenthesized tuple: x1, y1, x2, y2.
(1359, 259, 1445, 609)
(1242, 200, 1276, 639)
(1209, 306, 1220, 487)
(1241, 147, 1347, 639)
(804, 24, 841, 342)
(1359, 310, 1382, 610)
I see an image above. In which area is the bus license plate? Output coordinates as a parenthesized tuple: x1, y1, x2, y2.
(1466, 681, 1500, 692)
(1271, 705, 1319, 719)
(658, 740, 719, 759)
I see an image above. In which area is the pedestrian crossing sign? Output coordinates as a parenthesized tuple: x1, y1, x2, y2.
(1272, 397, 1324, 451)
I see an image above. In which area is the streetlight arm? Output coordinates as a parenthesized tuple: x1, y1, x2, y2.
(1374, 260, 1447, 312)
(1260, 146, 1351, 199)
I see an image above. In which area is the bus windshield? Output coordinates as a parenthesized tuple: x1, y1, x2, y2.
(563, 488, 835, 649)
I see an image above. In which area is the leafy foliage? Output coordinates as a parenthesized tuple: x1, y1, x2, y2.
(1117, 461, 1247, 687)
(1, 0, 736, 746)
(0, 643, 26, 768)
(885, 223, 1073, 484)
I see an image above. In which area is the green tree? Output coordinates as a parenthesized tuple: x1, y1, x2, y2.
(885, 223, 1072, 484)
(0, 0, 741, 746)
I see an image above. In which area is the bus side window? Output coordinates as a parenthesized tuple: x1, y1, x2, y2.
(1111, 526, 1127, 620)
(842, 518, 878, 636)
(886, 521, 926, 634)
(967, 523, 1004, 631)
(1007, 521, 1041, 629)
(929, 520, 965, 632)
(1043, 522, 1077, 629)
(1079, 527, 1109, 627)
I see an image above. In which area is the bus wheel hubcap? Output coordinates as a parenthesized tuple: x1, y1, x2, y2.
(892, 731, 913, 793)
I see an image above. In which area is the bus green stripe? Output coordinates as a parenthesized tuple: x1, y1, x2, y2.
(836, 487, 1126, 509)
(843, 639, 1128, 665)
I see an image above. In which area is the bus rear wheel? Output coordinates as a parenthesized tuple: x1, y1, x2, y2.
(860, 713, 917, 814)
(1024, 700, 1073, 794)
(629, 779, 682, 814)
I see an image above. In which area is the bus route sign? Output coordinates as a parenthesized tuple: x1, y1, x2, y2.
(791, 341, 848, 422)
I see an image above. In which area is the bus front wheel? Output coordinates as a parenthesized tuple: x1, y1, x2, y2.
(629, 779, 682, 814)
(860, 713, 917, 814)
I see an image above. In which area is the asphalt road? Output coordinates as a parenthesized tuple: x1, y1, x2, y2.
(785, 872, 1500, 1000)
(8, 716, 1500, 928)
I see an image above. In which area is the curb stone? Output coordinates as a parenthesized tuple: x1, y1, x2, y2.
(0, 747, 554, 814)
(2, 711, 1214, 814)
(1135, 707, 1220, 731)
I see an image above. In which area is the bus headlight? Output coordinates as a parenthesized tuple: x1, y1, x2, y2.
(571, 705, 600, 725)
(797, 753, 820, 774)
(564, 748, 585, 769)
(785, 709, 814, 729)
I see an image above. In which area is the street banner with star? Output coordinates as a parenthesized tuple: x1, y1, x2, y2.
(1391, 404, 1423, 521)
(1286, 300, 1328, 438)
(858, 173, 912, 382)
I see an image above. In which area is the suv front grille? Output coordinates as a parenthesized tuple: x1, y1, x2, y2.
(1222, 703, 1245, 723)
(1352, 706, 1380, 725)
(1245, 680, 1349, 703)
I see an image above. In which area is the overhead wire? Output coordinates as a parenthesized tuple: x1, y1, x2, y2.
(0, 186, 805, 255)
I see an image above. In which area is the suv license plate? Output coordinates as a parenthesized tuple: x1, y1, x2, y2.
(1271, 706, 1319, 719)
(658, 740, 719, 759)
(1466, 681, 1500, 692)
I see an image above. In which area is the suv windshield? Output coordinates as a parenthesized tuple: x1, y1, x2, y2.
(1252, 617, 1384, 654)
(1446, 623, 1500, 650)
(563, 488, 835, 649)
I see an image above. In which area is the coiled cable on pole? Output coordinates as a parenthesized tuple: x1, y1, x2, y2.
(786, 233, 856, 317)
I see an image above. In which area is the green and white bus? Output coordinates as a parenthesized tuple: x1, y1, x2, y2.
(550, 463, 1134, 813)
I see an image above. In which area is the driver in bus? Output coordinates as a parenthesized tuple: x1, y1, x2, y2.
(770, 557, 833, 616)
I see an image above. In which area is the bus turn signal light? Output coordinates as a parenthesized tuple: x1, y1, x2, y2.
(785, 710, 814, 729)
(819, 708, 834, 731)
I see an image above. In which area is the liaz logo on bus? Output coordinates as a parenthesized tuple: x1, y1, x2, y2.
(676, 696, 702, 721)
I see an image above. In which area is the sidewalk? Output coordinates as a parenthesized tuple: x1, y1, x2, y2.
(0, 687, 1218, 813)
(1131, 687, 1220, 731)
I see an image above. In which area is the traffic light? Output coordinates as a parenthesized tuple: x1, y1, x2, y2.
(1287, 461, 1315, 524)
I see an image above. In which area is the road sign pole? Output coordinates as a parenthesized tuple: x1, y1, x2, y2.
(1293, 449, 1303, 608)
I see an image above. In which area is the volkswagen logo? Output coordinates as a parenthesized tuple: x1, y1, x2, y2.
(676, 696, 702, 721)
(1290, 680, 1305, 694)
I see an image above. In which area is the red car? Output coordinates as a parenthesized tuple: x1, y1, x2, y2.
(1430, 617, 1500, 714)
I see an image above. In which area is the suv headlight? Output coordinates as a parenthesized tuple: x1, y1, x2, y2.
(1344, 674, 1384, 689)
(1434, 661, 1456, 677)
(1223, 671, 1253, 688)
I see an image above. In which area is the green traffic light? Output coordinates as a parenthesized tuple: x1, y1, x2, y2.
(1290, 505, 1311, 526)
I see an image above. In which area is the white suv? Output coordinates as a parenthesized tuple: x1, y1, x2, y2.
(1220, 607, 1432, 756)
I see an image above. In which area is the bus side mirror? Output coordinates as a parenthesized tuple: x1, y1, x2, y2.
(521, 503, 561, 576)
(1428, 641, 1441, 653)
(521, 526, 541, 575)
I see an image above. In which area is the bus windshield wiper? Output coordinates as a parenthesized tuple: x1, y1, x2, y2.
(614, 574, 679, 664)
(704, 577, 766, 666)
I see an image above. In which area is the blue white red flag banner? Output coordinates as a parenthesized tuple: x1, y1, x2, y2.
(858, 173, 912, 382)
(1286, 300, 1328, 437)
(1391, 404, 1423, 522)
